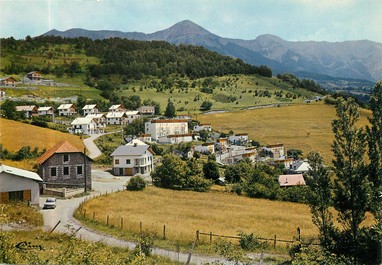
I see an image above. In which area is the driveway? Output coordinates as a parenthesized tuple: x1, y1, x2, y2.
(40, 169, 247, 265)
(83, 134, 103, 159)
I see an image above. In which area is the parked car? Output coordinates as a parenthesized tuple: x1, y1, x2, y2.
(43, 198, 56, 209)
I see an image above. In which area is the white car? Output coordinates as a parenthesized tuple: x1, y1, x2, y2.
(43, 198, 57, 209)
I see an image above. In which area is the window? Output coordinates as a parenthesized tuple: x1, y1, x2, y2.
(115, 159, 120, 165)
(63, 154, 69, 162)
(126, 159, 131, 164)
(9, 190, 23, 201)
(64, 166, 69, 175)
(51, 167, 57, 177)
(77, 166, 83, 175)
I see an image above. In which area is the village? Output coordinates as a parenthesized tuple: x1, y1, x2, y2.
(0, 71, 310, 206)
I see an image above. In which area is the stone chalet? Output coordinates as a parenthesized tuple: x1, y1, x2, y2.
(26, 71, 42, 81)
(111, 139, 155, 176)
(16, 105, 38, 118)
(278, 174, 306, 187)
(0, 163, 43, 205)
(37, 141, 91, 190)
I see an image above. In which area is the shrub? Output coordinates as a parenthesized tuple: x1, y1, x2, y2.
(126, 175, 146, 191)
(238, 231, 268, 251)
(186, 175, 213, 192)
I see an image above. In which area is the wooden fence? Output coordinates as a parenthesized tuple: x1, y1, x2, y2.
(195, 228, 320, 248)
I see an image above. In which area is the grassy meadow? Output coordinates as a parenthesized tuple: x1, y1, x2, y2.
(0, 118, 83, 169)
(197, 101, 371, 163)
(76, 186, 318, 253)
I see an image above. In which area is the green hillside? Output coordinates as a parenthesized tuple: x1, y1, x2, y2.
(0, 36, 323, 114)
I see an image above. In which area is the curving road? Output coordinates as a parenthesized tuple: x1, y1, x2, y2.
(40, 169, 248, 265)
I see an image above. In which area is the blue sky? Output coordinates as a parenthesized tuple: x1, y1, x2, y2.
(1, 0, 382, 43)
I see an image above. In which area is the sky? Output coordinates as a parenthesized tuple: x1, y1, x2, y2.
(1, 0, 382, 43)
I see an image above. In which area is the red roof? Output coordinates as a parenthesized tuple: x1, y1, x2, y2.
(278, 174, 306, 187)
(37, 141, 81, 164)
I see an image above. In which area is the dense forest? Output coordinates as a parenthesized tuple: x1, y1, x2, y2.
(1, 36, 272, 80)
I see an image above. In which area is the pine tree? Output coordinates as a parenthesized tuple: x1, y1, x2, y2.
(164, 100, 176, 118)
(331, 97, 371, 262)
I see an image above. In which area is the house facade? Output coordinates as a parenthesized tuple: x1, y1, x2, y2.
(138, 106, 155, 115)
(58, 104, 76, 116)
(157, 133, 194, 144)
(106, 112, 128, 125)
(145, 119, 188, 141)
(125, 111, 140, 124)
(37, 141, 91, 190)
(193, 123, 212, 132)
(82, 104, 99, 116)
(38, 106, 54, 116)
(0, 76, 17, 86)
(228, 133, 249, 145)
(0, 164, 43, 205)
(109, 104, 125, 112)
(110, 139, 155, 176)
(69, 117, 99, 135)
(26, 71, 42, 81)
(263, 144, 285, 160)
(194, 142, 215, 154)
(86, 113, 106, 129)
(15, 105, 38, 118)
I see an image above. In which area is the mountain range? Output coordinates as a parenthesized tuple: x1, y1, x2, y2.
(42, 20, 382, 85)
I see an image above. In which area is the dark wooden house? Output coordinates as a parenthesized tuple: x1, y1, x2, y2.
(37, 141, 91, 190)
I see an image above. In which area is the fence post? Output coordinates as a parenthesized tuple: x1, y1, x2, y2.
(196, 230, 199, 243)
(163, 225, 166, 240)
(107, 215, 109, 226)
(274, 235, 277, 249)
(210, 232, 212, 245)
(121, 217, 124, 229)
(140, 221, 143, 235)
(93, 211, 95, 221)
(297, 227, 301, 241)
(83, 209, 86, 219)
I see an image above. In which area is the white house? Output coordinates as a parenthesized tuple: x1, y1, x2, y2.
(109, 104, 125, 112)
(106, 112, 128, 125)
(86, 113, 106, 129)
(138, 106, 155, 115)
(145, 119, 188, 141)
(137, 134, 152, 143)
(194, 142, 215, 154)
(38, 106, 54, 116)
(15, 105, 38, 118)
(290, 160, 311, 174)
(217, 146, 257, 165)
(69, 117, 99, 135)
(125, 110, 140, 124)
(58, 104, 76, 116)
(157, 133, 194, 144)
(278, 174, 306, 187)
(228, 133, 249, 145)
(82, 104, 99, 116)
(193, 123, 212, 132)
(110, 139, 155, 176)
(0, 164, 43, 205)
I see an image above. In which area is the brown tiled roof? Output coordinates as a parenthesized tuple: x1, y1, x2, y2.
(37, 141, 81, 164)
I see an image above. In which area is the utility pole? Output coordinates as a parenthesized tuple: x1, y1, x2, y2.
(83, 147, 87, 192)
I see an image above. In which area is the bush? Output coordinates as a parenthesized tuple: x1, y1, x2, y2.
(126, 175, 146, 191)
(186, 175, 213, 192)
(238, 231, 268, 251)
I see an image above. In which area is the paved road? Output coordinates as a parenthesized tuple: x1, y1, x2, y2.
(40, 169, 255, 265)
(83, 134, 103, 159)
